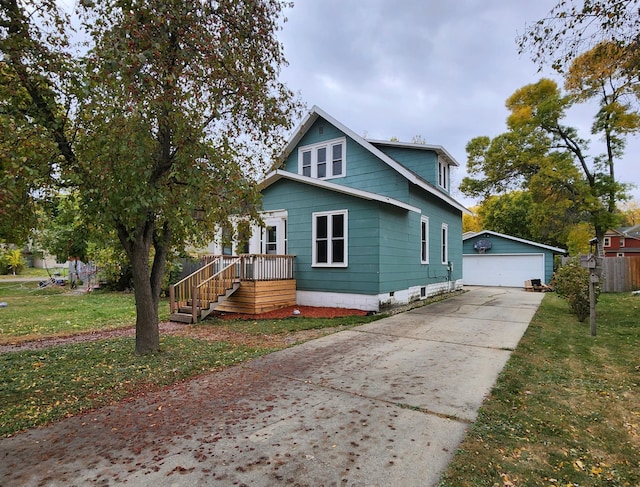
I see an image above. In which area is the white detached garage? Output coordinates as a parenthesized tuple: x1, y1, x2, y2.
(463, 230, 566, 288)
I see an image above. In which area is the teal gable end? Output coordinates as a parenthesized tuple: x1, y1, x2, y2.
(259, 106, 469, 311)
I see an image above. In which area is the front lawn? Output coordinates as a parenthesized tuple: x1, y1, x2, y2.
(0, 282, 383, 437)
(439, 292, 640, 487)
(0, 281, 169, 343)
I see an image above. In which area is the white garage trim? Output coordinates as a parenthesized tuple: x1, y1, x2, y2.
(463, 253, 545, 287)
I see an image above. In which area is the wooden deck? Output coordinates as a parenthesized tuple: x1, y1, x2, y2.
(214, 279, 296, 314)
(169, 254, 296, 322)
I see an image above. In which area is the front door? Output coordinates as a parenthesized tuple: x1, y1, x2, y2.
(250, 210, 288, 255)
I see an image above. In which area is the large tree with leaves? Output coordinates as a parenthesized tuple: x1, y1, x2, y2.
(1, 0, 301, 354)
(518, 0, 640, 73)
(461, 72, 636, 247)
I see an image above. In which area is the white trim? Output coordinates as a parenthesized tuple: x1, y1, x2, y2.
(367, 139, 459, 167)
(259, 170, 421, 213)
(277, 106, 470, 215)
(463, 229, 566, 254)
(438, 156, 448, 190)
(441, 223, 449, 264)
(312, 209, 348, 267)
(296, 280, 464, 312)
(420, 215, 429, 264)
(298, 137, 346, 179)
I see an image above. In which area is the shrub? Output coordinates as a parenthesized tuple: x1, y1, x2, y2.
(552, 257, 599, 322)
(1, 248, 26, 275)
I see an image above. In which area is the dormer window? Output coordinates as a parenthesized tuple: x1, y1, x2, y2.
(438, 157, 448, 190)
(299, 138, 345, 179)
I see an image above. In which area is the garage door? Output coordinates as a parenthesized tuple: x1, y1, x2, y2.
(463, 253, 545, 287)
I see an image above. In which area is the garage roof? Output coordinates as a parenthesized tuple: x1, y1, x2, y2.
(463, 230, 566, 254)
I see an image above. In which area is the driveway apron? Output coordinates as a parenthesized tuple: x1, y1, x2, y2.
(0, 287, 544, 487)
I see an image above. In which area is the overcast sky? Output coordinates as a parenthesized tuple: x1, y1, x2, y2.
(276, 0, 640, 208)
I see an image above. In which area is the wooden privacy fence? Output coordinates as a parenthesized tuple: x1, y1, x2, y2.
(600, 256, 640, 292)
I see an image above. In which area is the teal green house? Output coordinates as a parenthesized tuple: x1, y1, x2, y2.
(463, 230, 566, 287)
(247, 106, 469, 312)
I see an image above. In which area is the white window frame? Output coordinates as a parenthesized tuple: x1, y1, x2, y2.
(420, 215, 429, 264)
(298, 137, 346, 180)
(604, 236, 611, 247)
(312, 209, 348, 267)
(438, 157, 448, 190)
(441, 223, 449, 264)
(620, 237, 625, 247)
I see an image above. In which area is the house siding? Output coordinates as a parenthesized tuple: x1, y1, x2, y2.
(282, 117, 409, 201)
(261, 177, 463, 300)
(261, 178, 383, 295)
(409, 186, 463, 281)
(374, 145, 439, 188)
(257, 107, 467, 311)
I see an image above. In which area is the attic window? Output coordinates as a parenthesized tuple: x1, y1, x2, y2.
(298, 137, 346, 179)
(438, 156, 448, 190)
(319, 125, 324, 135)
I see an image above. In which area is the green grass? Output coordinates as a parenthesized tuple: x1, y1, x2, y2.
(0, 336, 273, 436)
(0, 282, 169, 343)
(439, 292, 640, 487)
(0, 267, 66, 279)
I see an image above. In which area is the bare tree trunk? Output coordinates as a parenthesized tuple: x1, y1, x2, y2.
(116, 219, 168, 355)
(129, 245, 160, 355)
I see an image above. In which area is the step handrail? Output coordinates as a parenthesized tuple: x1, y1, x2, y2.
(169, 256, 221, 314)
(194, 256, 241, 313)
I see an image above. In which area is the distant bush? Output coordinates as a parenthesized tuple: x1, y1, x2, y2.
(552, 257, 599, 322)
(1, 248, 26, 276)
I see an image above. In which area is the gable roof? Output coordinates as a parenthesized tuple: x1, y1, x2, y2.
(367, 139, 458, 167)
(463, 230, 566, 254)
(258, 170, 421, 213)
(608, 223, 640, 239)
(274, 105, 470, 215)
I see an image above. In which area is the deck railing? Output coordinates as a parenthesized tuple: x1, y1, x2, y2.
(239, 254, 296, 281)
(169, 254, 295, 316)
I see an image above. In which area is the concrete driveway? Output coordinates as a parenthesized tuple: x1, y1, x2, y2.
(0, 287, 544, 487)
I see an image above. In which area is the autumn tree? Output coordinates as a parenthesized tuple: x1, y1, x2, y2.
(619, 199, 640, 225)
(0, 61, 56, 245)
(462, 70, 635, 249)
(475, 192, 536, 242)
(462, 208, 483, 234)
(1, 0, 302, 354)
(518, 0, 640, 74)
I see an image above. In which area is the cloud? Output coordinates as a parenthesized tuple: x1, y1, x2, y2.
(278, 0, 640, 205)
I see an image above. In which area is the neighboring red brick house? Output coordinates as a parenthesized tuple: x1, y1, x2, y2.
(603, 224, 640, 257)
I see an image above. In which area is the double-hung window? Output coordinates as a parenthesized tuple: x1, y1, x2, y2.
(441, 223, 449, 264)
(299, 138, 345, 179)
(313, 210, 348, 267)
(420, 216, 429, 264)
(438, 157, 448, 190)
